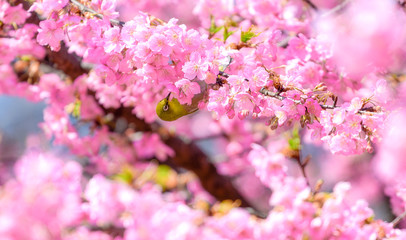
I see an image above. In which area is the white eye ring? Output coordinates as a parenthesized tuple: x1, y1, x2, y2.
(163, 104, 169, 111)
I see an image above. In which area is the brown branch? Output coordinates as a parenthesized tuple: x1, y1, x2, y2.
(165, 134, 252, 207)
(391, 210, 406, 227)
(20, 0, 255, 211)
(45, 44, 88, 79)
(220, 71, 380, 114)
(108, 107, 253, 208)
(259, 87, 382, 115)
(321, 0, 351, 17)
(69, 0, 125, 26)
(282, 146, 311, 189)
(302, 0, 318, 10)
(297, 155, 311, 188)
(192, 133, 226, 142)
(18, 0, 88, 79)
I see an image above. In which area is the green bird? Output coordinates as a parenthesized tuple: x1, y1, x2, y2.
(156, 93, 201, 121)
(156, 57, 231, 121)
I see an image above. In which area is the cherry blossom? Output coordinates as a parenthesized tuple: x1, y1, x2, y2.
(1, 0, 406, 238)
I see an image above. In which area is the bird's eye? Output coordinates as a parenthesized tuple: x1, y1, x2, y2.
(163, 104, 169, 111)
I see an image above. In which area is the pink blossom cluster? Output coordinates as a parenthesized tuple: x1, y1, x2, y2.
(1, 151, 405, 239)
(0, 2, 44, 98)
(194, 0, 311, 31)
(372, 83, 406, 222)
(0, 0, 395, 156)
(316, 0, 406, 79)
(1, 0, 406, 238)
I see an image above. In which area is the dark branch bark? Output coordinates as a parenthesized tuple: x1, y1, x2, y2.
(165, 136, 252, 206)
(45, 45, 87, 80)
(21, 1, 254, 210)
(303, 0, 318, 10)
(109, 107, 253, 208)
(70, 0, 125, 26)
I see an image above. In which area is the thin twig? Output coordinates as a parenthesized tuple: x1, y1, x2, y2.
(260, 87, 333, 109)
(69, 0, 125, 26)
(218, 70, 382, 115)
(219, 71, 249, 82)
(297, 156, 311, 188)
(298, 133, 311, 189)
(260, 87, 296, 102)
(259, 87, 381, 115)
(303, 0, 318, 10)
(391, 210, 406, 227)
(192, 134, 225, 142)
(321, 0, 351, 18)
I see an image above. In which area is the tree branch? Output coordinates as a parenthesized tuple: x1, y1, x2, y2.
(21, 0, 255, 211)
(391, 210, 406, 227)
(321, 0, 351, 18)
(107, 107, 253, 208)
(69, 0, 125, 26)
(303, 0, 318, 10)
(260, 87, 381, 115)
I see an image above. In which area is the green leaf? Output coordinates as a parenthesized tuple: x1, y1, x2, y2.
(241, 31, 256, 43)
(72, 99, 81, 118)
(223, 26, 235, 42)
(292, 127, 299, 138)
(241, 26, 260, 43)
(112, 166, 134, 184)
(288, 138, 300, 151)
(288, 128, 301, 150)
(155, 164, 173, 189)
(209, 15, 223, 36)
(20, 55, 31, 61)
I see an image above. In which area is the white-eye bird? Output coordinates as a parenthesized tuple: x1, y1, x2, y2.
(156, 81, 207, 121)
